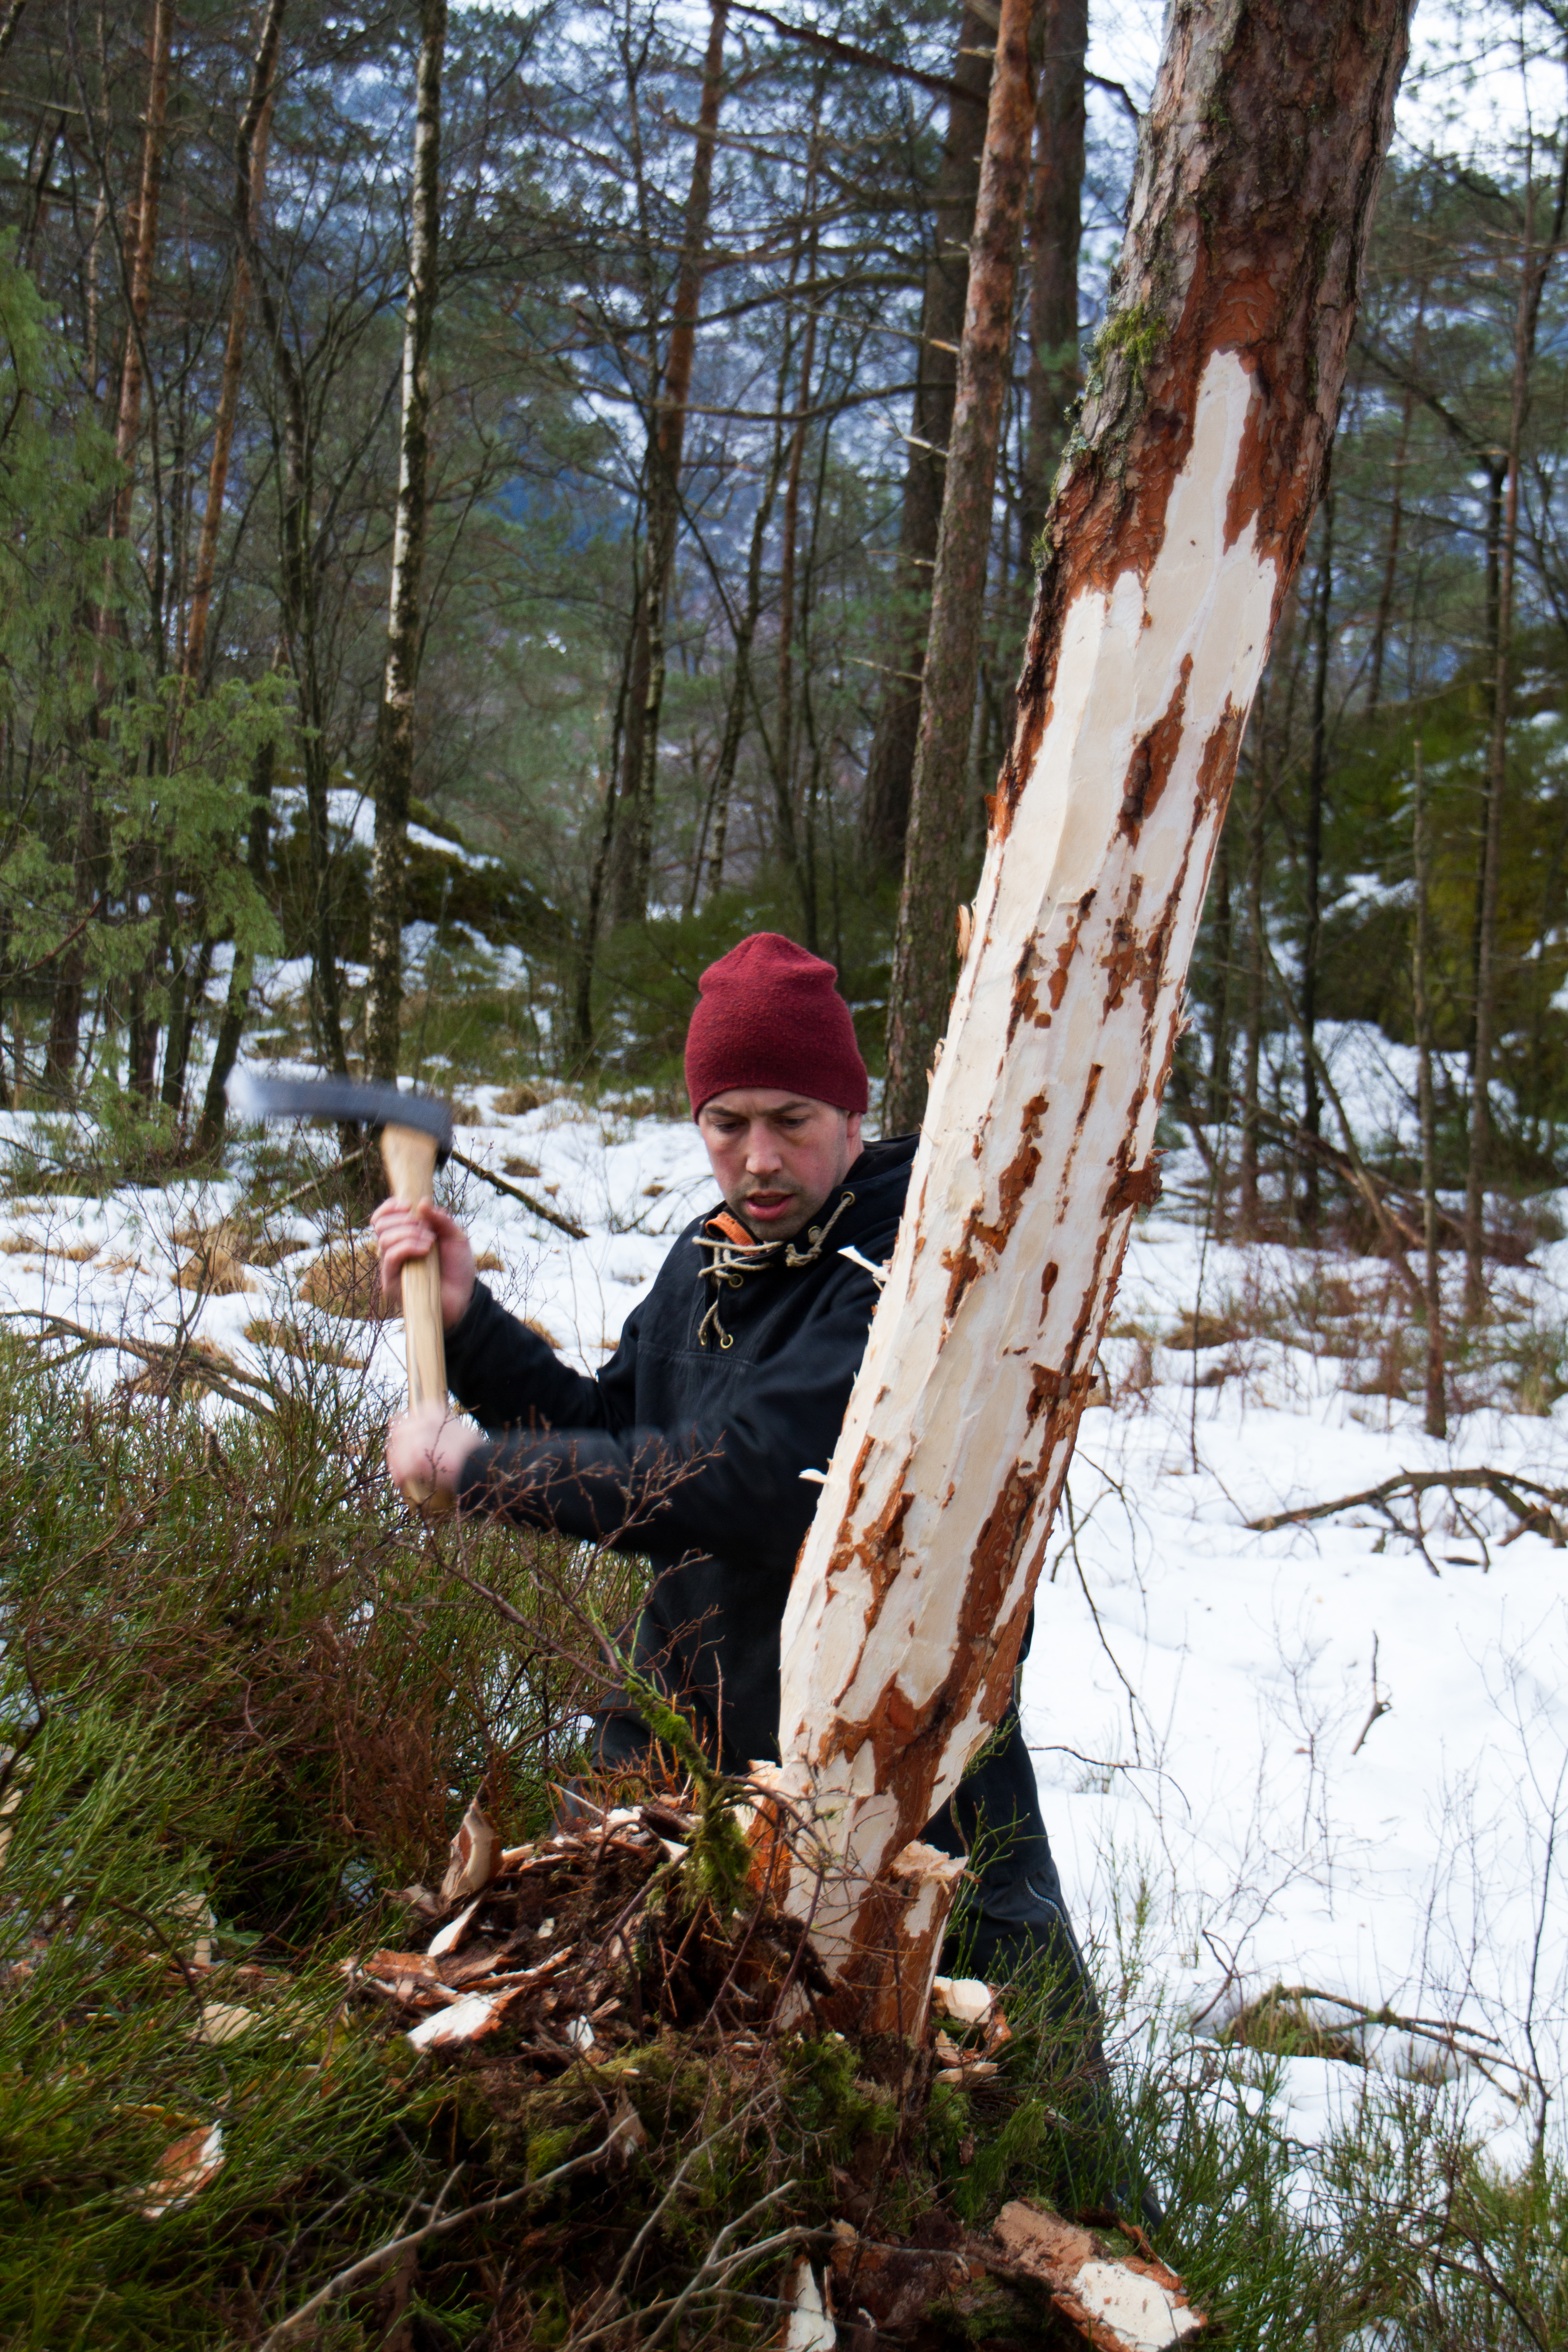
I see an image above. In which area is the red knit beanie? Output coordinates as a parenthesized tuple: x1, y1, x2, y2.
(685, 932, 868, 1117)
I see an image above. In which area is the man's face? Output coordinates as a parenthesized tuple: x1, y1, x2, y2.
(696, 1088, 863, 1242)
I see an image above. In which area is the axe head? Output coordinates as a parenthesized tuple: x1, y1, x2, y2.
(228, 1069, 453, 1162)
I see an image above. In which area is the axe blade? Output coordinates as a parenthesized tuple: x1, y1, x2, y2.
(227, 1068, 454, 1161)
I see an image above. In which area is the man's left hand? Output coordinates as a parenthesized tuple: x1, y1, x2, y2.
(387, 1399, 477, 1498)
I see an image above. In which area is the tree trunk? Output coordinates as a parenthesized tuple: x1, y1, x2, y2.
(1365, 313, 1420, 717)
(860, 2, 993, 877)
(706, 426, 787, 902)
(608, 0, 728, 927)
(241, 161, 347, 1076)
(366, 0, 447, 1085)
(1412, 735, 1445, 1437)
(1021, 0, 1087, 560)
(1299, 485, 1332, 1231)
(1465, 156, 1566, 1317)
(882, 0, 1036, 1133)
(772, 220, 819, 909)
(183, 0, 286, 686)
(758, 0, 1410, 2032)
(193, 649, 283, 1157)
(1238, 718, 1269, 1232)
(0, 0, 29, 75)
(110, 0, 175, 552)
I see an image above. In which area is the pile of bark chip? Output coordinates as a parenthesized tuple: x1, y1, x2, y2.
(339, 1788, 1208, 2350)
(348, 1789, 823, 2063)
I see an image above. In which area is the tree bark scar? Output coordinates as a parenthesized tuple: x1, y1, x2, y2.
(1118, 654, 1191, 843)
(1104, 1157, 1162, 1218)
(1196, 697, 1246, 814)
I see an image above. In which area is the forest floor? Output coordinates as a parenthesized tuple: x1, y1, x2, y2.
(2, 1034, 1567, 2338)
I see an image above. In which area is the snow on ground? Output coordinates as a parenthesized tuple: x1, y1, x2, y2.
(2, 1088, 1565, 2181)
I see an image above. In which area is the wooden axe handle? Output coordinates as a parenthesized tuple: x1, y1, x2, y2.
(380, 1123, 454, 1514)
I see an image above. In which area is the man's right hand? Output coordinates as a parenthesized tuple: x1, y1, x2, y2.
(370, 1196, 477, 1330)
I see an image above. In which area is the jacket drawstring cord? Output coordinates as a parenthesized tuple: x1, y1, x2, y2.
(692, 1189, 857, 1349)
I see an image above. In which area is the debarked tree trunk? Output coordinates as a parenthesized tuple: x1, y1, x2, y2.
(759, 0, 1412, 2033)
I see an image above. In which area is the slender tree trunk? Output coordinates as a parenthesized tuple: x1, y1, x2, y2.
(366, 0, 447, 1085)
(883, 0, 1036, 1132)
(758, 0, 1410, 2030)
(608, 0, 728, 926)
(1365, 323, 1420, 717)
(240, 154, 347, 1074)
(194, 713, 278, 1157)
(1413, 735, 1446, 1436)
(1466, 229, 1533, 1319)
(0, 0, 29, 74)
(706, 428, 786, 902)
(110, 0, 175, 553)
(1300, 485, 1333, 1232)
(570, 604, 638, 1065)
(772, 225, 819, 902)
(861, 2, 992, 876)
(183, 0, 286, 686)
(1239, 723, 1268, 1233)
(1021, 0, 1087, 560)
(1464, 145, 1567, 1313)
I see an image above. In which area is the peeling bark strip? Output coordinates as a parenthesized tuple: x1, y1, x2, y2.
(768, 0, 1411, 2004)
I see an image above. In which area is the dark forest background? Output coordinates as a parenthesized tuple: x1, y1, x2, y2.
(1, 0, 1565, 1235)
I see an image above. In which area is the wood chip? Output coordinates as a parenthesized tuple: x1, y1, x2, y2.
(141, 2121, 225, 2220)
(991, 2201, 1205, 2349)
(439, 1798, 499, 1904)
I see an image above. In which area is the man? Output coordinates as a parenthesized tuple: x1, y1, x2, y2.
(372, 931, 1094, 1998)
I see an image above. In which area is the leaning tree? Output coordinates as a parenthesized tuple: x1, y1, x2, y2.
(758, 0, 1414, 2027)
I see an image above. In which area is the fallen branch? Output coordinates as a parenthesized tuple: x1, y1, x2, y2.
(4, 1310, 277, 1418)
(1249, 1466, 1566, 1547)
(260, 1148, 364, 1215)
(1225, 1981, 1538, 2097)
(447, 1145, 588, 1238)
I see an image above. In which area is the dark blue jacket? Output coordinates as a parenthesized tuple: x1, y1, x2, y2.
(444, 1134, 917, 1771)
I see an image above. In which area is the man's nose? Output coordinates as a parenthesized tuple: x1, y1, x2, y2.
(745, 1125, 783, 1174)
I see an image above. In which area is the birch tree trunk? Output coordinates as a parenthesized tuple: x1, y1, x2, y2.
(883, 0, 1037, 1132)
(367, 0, 447, 1084)
(762, 0, 1411, 2033)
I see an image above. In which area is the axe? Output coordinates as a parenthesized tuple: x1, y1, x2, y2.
(228, 1070, 455, 1508)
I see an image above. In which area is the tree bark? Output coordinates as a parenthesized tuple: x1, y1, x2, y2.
(860, 2, 993, 877)
(366, 0, 447, 1085)
(608, 0, 728, 927)
(759, 0, 1411, 2032)
(1021, 0, 1088, 560)
(240, 149, 347, 1076)
(882, 0, 1036, 1133)
(706, 423, 787, 902)
(1299, 484, 1332, 1231)
(771, 208, 819, 911)
(1412, 735, 1445, 1437)
(0, 0, 29, 75)
(110, 0, 175, 552)
(1465, 147, 1568, 1317)
(1237, 710, 1269, 1232)
(193, 715, 278, 1158)
(182, 0, 286, 687)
